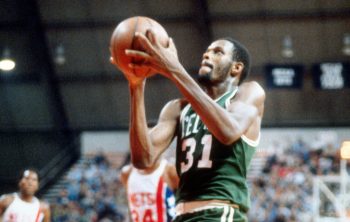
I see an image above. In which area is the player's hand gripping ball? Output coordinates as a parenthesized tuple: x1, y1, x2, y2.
(110, 16, 169, 77)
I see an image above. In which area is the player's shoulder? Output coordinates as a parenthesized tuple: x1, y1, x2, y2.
(237, 81, 265, 102)
(160, 98, 188, 120)
(39, 200, 51, 220)
(0, 193, 15, 208)
(121, 164, 132, 174)
(241, 81, 265, 94)
(40, 201, 50, 210)
(164, 160, 175, 169)
(0, 193, 15, 200)
(120, 164, 133, 186)
(164, 98, 188, 111)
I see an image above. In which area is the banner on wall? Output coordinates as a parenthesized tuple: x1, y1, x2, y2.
(312, 62, 350, 89)
(265, 64, 304, 89)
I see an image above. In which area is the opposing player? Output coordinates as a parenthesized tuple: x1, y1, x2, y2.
(111, 29, 265, 221)
(0, 169, 51, 222)
(120, 157, 179, 222)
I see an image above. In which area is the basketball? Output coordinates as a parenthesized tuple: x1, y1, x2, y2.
(110, 16, 169, 77)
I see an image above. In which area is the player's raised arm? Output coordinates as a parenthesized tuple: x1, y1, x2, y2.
(127, 31, 262, 144)
(110, 17, 183, 169)
(129, 94, 183, 169)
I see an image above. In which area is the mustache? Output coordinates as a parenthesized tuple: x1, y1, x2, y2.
(201, 61, 213, 69)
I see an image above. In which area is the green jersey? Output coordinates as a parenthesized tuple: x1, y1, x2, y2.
(175, 89, 258, 212)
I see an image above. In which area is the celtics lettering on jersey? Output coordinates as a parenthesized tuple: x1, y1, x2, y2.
(180, 112, 212, 173)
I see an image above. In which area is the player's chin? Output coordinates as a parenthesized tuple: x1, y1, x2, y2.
(198, 66, 210, 76)
(197, 73, 212, 85)
(24, 190, 36, 195)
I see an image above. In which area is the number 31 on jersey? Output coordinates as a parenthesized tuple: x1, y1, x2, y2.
(180, 134, 213, 173)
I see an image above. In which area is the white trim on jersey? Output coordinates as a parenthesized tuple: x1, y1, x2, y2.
(223, 88, 239, 106)
(222, 87, 261, 148)
(241, 133, 260, 147)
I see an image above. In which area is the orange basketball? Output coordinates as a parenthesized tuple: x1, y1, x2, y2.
(110, 16, 169, 76)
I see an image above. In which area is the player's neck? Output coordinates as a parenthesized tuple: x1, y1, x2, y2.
(19, 192, 34, 203)
(205, 83, 238, 100)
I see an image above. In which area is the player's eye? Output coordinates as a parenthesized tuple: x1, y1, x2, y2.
(214, 49, 224, 55)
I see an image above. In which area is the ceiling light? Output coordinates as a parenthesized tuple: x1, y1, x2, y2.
(54, 44, 66, 65)
(0, 48, 16, 71)
(342, 33, 350, 56)
(281, 35, 294, 58)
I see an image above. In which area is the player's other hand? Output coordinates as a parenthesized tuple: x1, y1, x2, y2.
(125, 29, 181, 78)
(110, 55, 146, 87)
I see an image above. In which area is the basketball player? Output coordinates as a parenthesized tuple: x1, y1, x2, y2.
(111, 30, 265, 221)
(0, 169, 51, 222)
(120, 158, 179, 222)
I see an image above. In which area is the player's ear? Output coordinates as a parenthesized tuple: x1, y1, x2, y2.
(230, 61, 244, 77)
